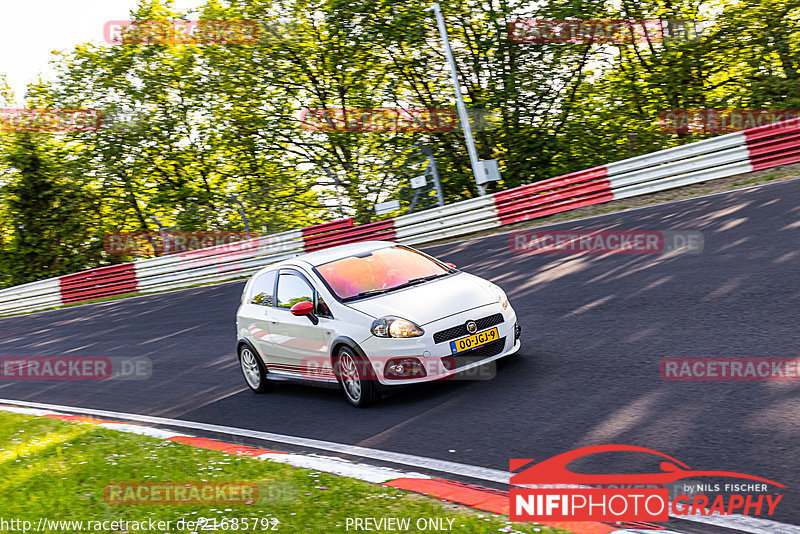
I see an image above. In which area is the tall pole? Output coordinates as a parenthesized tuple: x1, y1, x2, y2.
(228, 195, 251, 236)
(427, 3, 486, 196)
(149, 215, 168, 255)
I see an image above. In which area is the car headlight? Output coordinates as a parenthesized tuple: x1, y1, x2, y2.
(370, 317, 424, 338)
(487, 282, 509, 310)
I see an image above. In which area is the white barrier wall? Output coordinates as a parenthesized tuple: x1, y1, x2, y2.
(0, 117, 797, 316)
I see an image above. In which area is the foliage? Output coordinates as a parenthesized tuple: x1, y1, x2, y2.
(0, 0, 797, 285)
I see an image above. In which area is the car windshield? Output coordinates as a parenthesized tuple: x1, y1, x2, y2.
(316, 246, 451, 301)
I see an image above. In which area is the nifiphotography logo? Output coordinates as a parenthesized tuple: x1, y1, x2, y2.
(510, 444, 785, 522)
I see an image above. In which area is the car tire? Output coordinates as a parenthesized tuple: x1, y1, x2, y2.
(238, 344, 271, 393)
(334, 345, 379, 408)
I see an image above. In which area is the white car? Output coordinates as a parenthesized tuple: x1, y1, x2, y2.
(235, 241, 520, 407)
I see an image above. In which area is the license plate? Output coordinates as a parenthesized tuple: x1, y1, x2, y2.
(449, 327, 499, 354)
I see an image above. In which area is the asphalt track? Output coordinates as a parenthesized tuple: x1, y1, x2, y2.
(0, 178, 798, 529)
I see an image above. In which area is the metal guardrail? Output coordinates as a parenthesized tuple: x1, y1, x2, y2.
(60, 264, 138, 304)
(493, 167, 612, 226)
(133, 229, 306, 294)
(0, 278, 62, 315)
(393, 196, 498, 245)
(304, 219, 396, 252)
(1, 117, 798, 316)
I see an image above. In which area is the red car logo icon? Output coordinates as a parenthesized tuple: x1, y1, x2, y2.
(510, 444, 785, 487)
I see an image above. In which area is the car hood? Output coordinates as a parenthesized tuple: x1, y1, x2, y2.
(345, 272, 497, 325)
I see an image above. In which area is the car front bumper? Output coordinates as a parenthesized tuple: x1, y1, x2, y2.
(359, 303, 520, 386)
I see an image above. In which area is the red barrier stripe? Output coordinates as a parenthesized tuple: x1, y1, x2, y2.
(166, 436, 285, 456)
(747, 132, 800, 157)
(499, 190, 614, 227)
(59, 284, 138, 304)
(59, 263, 138, 304)
(493, 166, 611, 226)
(494, 166, 608, 203)
(303, 219, 396, 252)
(495, 179, 612, 218)
(384, 478, 617, 534)
(744, 116, 800, 142)
(59, 271, 136, 290)
(750, 149, 800, 171)
(305, 231, 396, 252)
(301, 218, 354, 237)
(497, 181, 613, 226)
(745, 128, 800, 170)
(743, 118, 800, 171)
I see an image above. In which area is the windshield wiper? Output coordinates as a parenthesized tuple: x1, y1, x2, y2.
(389, 273, 447, 291)
(342, 273, 449, 302)
(342, 288, 391, 302)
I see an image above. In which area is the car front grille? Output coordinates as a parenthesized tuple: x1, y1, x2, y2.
(442, 337, 506, 370)
(432, 313, 504, 343)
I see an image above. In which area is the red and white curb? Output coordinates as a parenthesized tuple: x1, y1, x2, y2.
(0, 402, 685, 534)
(9, 400, 797, 534)
(3, 401, 798, 534)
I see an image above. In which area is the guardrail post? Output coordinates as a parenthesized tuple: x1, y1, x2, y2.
(418, 143, 445, 207)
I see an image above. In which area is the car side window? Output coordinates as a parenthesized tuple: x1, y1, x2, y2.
(277, 273, 314, 309)
(250, 271, 276, 306)
(317, 294, 332, 318)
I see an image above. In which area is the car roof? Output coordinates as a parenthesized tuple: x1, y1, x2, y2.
(251, 240, 399, 279)
(292, 240, 397, 266)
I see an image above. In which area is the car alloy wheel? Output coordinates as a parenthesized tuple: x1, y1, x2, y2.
(340, 351, 362, 401)
(239, 345, 270, 393)
(335, 346, 379, 407)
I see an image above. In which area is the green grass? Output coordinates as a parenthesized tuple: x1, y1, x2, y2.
(0, 412, 564, 533)
(731, 171, 790, 187)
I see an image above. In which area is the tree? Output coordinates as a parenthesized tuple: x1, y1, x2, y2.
(0, 133, 102, 286)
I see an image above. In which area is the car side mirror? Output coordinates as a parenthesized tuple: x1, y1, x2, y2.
(290, 301, 319, 325)
(445, 262, 456, 269)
